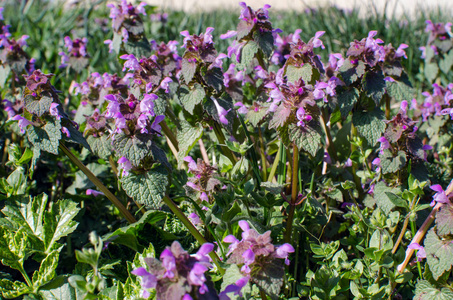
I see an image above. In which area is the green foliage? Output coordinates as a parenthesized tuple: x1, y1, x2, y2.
(26, 119, 62, 155)
(352, 108, 386, 146)
(425, 228, 453, 280)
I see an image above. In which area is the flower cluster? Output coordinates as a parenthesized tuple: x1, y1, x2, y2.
(221, 221, 294, 297)
(0, 31, 35, 75)
(413, 83, 453, 121)
(132, 241, 216, 299)
(184, 156, 221, 203)
(104, 0, 147, 52)
(59, 36, 89, 70)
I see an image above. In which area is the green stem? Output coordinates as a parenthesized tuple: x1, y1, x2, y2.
(162, 195, 224, 275)
(212, 122, 236, 164)
(59, 142, 136, 224)
(19, 265, 32, 287)
(284, 145, 299, 244)
(258, 127, 268, 180)
(267, 141, 282, 182)
(397, 178, 453, 273)
(320, 108, 337, 162)
(161, 120, 179, 151)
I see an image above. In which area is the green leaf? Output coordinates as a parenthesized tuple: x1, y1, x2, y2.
(436, 204, 453, 236)
(113, 133, 152, 167)
(205, 95, 235, 132)
(425, 228, 453, 280)
(337, 87, 359, 118)
(386, 76, 414, 101)
(379, 150, 406, 174)
(369, 229, 393, 251)
(0, 227, 28, 271)
(66, 163, 109, 195)
(39, 276, 80, 300)
(63, 120, 92, 151)
(43, 200, 80, 254)
(220, 265, 252, 300)
(87, 135, 113, 161)
(424, 63, 439, 83)
(240, 41, 259, 68)
(414, 279, 453, 300)
(204, 67, 224, 92)
(17, 148, 34, 165)
(384, 192, 408, 209)
(124, 38, 152, 58)
(339, 60, 365, 86)
(181, 55, 197, 84)
(373, 182, 400, 214)
(68, 57, 89, 73)
(352, 108, 386, 146)
(24, 95, 53, 117)
(439, 49, 453, 74)
(178, 83, 206, 115)
(253, 258, 284, 300)
(363, 70, 386, 105)
(288, 122, 323, 156)
(120, 165, 169, 209)
(104, 210, 167, 252)
(0, 279, 31, 299)
(0, 65, 11, 88)
(253, 30, 274, 58)
(32, 250, 59, 288)
(287, 64, 315, 84)
(177, 120, 203, 168)
(26, 119, 62, 155)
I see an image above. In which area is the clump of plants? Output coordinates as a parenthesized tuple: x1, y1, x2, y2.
(0, 1, 453, 299)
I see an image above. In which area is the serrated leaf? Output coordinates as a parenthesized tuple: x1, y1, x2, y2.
(43, 200, 80, 254)
(32, 250, 59, 288)
(26, 119, 62, 155)
(253, 258, 284, 300)
(176, 120, 203, 168)
(425, 63, 439, 83)
(24, 95, 53, 117)
(0, 194, 47, 249)
(436, 204, 453, 236)
(181, 56, 197, 84)
(178, 83, 205, 115)
(124, 38, 152, 58)
(0, 227, 28, 271)
(0, 279, 31, 299)
(113, 133, 152, 167)
(87, 135, 113, 160)
(288, 122, 323, 156)
(379, 150, 406, 174)
(269, 105, 291, 129)
(0, 65, 11, 88)
(253, 30, 274, 58)
(260, 182, 284, 194)
(337, 87, 359, 117)
(68, 57, 89, 73)
(373, 182, 400, 214)
(386, 77, 414, 101)
(285, 64, 313, 84)
(120, 165, 169, 209)
(246, 105, 268, 126)
(204, 67, 224, 92)
(352, 108, 386, 146)
(425, 228, 453, 280)
(339, 60, 365, 86)
(104, 210, 167, 252)
(414, 280, 453, 300)
(363, 70, 386, 105)
(39, 277, 79, 300)
(240, 41, 258, 68)
(439, 49, 453, 74)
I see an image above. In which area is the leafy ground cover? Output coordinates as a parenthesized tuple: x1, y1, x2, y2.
(1, 0, 453, 299)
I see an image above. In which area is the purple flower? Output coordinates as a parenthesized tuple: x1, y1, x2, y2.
(429, 184, 449, 206)
(200, 192, 209, 202)
(86, 189, 105, 197)
(188, 263, 209, 293)
(408, 243, 426, 262)
(220, 30, 237, 39)
(312, 31, 325, 49)
(184, 156, 198, 172)
(395, 43, 409, 58)
(275, 243, 295, 265)
(150, 115, 165, 135)
(189, 212, 202, 226)
(11, 115, 33, 134)
(194, 243, 214, 263)
(49, 103, 61, 120)
(160, 248, 176, 279)
(377, 136, 390, 153)
(241, 249, 255, 273)
(61, 126, 70, 138)
(211, 97, 230, 125)
(131, 267, 157, 298)
(120, 54, 141, 72)
(219, 276, 249, 300)
(140, 93, 157, 116)
(296, 107, 312, 127)
(160, 77, 172, 93)
(234, 102, 249, 114)
(118, 156, 132, 176)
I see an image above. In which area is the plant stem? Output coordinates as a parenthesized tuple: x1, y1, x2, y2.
(162, 195, 224, 275)
(165, 135, 179, 162)
(212, 122, 237, 164)
(319, 108, 338, 162)
(258, 127, 268, 180)
(59, 142, 136, 224)
(392, 196, 417, 255)
(284, 145, 299, 244)
(397, 178, 453, 273)
(267, 141, 282, 182)
(198, 139, 210, 164)
(20, 266, 33, 287)
(161, 120, 179, 151)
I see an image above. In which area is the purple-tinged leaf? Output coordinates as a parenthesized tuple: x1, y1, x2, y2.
(436, 203, 453, 236)
(425, 228, 453, 280)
